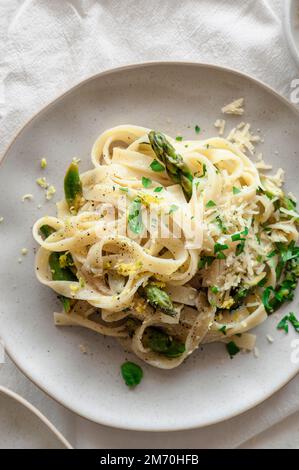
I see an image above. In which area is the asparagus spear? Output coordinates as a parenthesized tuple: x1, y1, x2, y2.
(64, 162, 83, 214)
(40, 224, 56, 239)
(49, 252, 77, 282)
(143, 327, 185, 358)
(49, 252, 76, 313)
(144, 283, 176, 316)
(148, 131, 193, 201)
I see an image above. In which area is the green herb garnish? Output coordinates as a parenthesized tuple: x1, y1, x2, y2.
(195, 125, 201, 134)
(233, 186, 241, 194)
(128, 197, 143, 234)
(226, 341, 240, 358)
(121, 361, 143, 388)
(277, 312, 299, 333)
(214, 243, 229, 254)
(154, 186, 163, 192)
(236, 241, 245, 256)
(198, 256, 214, 269)
(142, 177, 152, 188)
(206, 200, 216, 208)
(215, 216, 227, 233)
(150, 159, 165, 172)
(219, 325, 227, 335)
(277, 315, 290, 333)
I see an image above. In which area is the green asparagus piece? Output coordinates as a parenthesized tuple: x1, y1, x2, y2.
(144, 283, 176, 316)
(148, 131, 193, 201)
(49, 252, 77, 282)
(49, 252, 76, 313)
(58, 295, 72, 313)
(40, 224, 56, 239)
(58, 251, 74, 269)
(64, 162, 83, 214)
(143, 327, 185, 358)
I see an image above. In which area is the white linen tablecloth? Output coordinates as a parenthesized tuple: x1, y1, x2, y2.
(0, 0, 298, 449)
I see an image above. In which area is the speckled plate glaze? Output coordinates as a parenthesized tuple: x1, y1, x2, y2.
(0, 386, 72, 449)
(0, 62, 299, 431)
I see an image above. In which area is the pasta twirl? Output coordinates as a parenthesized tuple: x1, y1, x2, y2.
(33, 125, 299, 369)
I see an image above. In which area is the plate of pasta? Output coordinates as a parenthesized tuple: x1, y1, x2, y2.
(0, 62, 299, 431)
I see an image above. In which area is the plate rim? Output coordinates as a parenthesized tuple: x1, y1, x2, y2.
(0, 385, 73, 448)
(283, 0, 299, 68)
(1, 60, 299, 432)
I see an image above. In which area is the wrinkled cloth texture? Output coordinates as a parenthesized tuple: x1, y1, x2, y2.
(0, 0, 298, 448)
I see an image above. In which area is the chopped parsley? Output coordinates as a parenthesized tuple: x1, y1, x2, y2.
(277, 315, 290, 333)
(128, 198, 143, 234)
(235, 240, 245, 256)
(219, 325, 227, 335)
(214, 243, 229, 254)
(206, 200, 216, 208)
(198, 256, 214, 269)
(231, 227, 248, 242)
(120, 187, 128, 192)
(154, 186, 163, 193)
(231, 233, 243, 242)
(175, 136, 183, 141)
(289, 312, 299, 332)
(142, 176, 152, 188)
(215, 215, 227, 233)
(195, 125, 201, 134)
(226, 341, 240, 358)
(233, 186, 241, 194)
(211, 286, 219, 294)
(120, 361, 143, 388)
(262, 242, 299, 313)
(281, 196, 297, 211)
(150, 159, 165, 172)
(277, 312, 299, 334)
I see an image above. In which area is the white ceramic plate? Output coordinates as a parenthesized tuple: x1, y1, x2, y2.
(0, 386, 72, 449)
(284, 0, 299, 67)
(0, 62, 299, 431)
